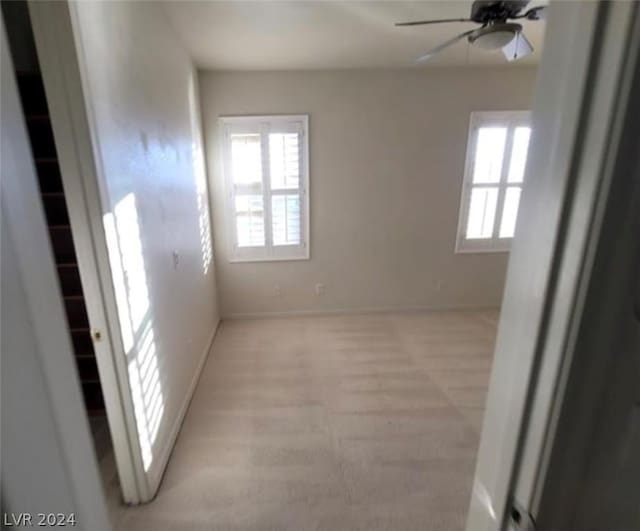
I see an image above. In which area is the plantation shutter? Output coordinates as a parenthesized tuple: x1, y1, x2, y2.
(223, 116, 309, 261)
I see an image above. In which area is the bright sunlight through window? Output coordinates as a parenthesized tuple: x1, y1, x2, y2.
(221, 115, 309, 262)
(456, 111, 531, 253)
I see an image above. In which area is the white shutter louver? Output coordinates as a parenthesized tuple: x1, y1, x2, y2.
(222, 116, 309, 261)
(269, 133, 300, 190)
(269, 132, 302, 246)
(230, 133, 265, 247)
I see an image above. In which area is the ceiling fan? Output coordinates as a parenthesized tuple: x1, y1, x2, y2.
(396, 1, 548, 63)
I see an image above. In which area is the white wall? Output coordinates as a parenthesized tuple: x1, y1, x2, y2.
(200, 68, 537, 317)
(71, 1, 218, 495)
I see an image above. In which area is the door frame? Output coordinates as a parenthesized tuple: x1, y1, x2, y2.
(1, 16, 111, 528)
(17, 0, 639, 520)
(466, 1, 640, 529)
(28, 0, 149, 504)
(512, 1, 640, 524)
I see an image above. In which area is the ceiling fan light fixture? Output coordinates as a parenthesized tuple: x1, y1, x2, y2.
(397, 1, 545, 64)
(468, 23, 522, 50)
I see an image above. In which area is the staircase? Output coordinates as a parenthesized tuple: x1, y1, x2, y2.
(17, 72, 106, 417)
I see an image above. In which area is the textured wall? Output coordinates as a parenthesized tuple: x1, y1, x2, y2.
(72, 1, 218, 493)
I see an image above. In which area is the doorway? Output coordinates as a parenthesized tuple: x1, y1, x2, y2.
(1, 0, 119, 510)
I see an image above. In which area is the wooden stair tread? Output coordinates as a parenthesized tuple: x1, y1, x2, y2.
(18, 68, 106, 416)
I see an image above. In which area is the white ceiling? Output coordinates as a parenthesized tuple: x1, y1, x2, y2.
(163, 1, 546, 71)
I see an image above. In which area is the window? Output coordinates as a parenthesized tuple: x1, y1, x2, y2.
(221, 115, 309, 262)
(455, 111, 532, 253)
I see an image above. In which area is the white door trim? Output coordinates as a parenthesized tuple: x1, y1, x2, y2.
(466, 2, 639, 529)
(512, 0, 640, 520)
(28, 0, 149, 504)
(1, 18, 111, 528)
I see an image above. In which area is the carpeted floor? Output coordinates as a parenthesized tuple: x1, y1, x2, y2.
(113, 310, 498, 531)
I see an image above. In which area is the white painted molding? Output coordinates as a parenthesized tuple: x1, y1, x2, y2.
(28, 0, 148, 504)
(1, 19, 111, 529)
(467, 2, 640, 530)
(145, 320, 221, 496)
(225, 303, 500, 320)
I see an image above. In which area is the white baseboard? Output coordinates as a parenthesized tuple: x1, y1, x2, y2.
(145, 318, 221, 500)
(224, 303, 501, 320)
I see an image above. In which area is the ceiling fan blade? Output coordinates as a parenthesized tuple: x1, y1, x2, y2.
(396, 18, 473, 27)
(417, 29, 477, 62)
(502, 31, 534, 61)
(518, 5, 548, 20)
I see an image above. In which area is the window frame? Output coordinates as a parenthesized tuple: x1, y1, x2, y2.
(220, 114, 310, 263)
(455, 110, 531, 254)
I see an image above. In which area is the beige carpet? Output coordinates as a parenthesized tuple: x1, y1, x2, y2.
(114, 310, 498, 531)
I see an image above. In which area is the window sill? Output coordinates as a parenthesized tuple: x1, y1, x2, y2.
(455, 247, 511, 255)
(454, 239, 512, 254)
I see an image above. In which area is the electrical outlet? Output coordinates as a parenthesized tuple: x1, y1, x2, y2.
(274, 284, 281, 296)
(172, 251, 180, 270)
(315, 283, 324, 296)
(436, 280, 443, 292)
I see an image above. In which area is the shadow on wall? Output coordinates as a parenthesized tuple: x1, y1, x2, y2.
(104, 193, 165, 471)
